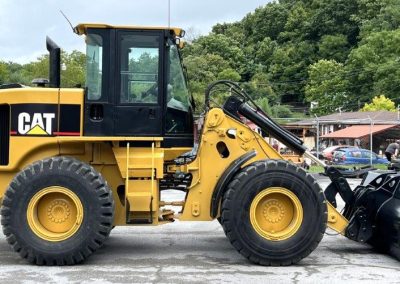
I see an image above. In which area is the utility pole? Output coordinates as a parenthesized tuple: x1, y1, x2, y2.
(315, 114, 320, 160)
(368, 116, 373, 166)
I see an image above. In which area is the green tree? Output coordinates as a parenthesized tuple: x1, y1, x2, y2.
(308, 0, 359, 44)
(212, 22, 245, 43)
(184, 54, 230, 84)
(279, 2, 311, 42)
(318, 34, 349, 62)
(305, 59, 349, 115)
(184, 33, 245, 72)
(62, 51, 86, 87)
(217, 68, 241, 82)
(23, 55, 49, 82)
(255, 97, 293, 118)
(346, 30, 400, 104)
(361, 95, 396, 111)
(0, 61, 9, 84)
(247, 72, 276, 102)
(355, 0, 400, 37)
(254, 37, 278, 67)
(184, 54, 231, 110)
(268, 41, 317, 102)
(255, 97, 272, 115)
(242, 3, 289, 42)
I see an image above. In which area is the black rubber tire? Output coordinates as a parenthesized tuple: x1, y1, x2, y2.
(1, 157, 114, 265)
(221, 160, 327, 266)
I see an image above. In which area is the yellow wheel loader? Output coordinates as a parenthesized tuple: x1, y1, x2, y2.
(0, 24, 399, 265)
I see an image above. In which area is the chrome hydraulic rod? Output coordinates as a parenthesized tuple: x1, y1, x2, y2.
(303, 151, 327, 167)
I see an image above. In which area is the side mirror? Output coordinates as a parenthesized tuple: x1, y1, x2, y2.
(176, 38, 185, 49)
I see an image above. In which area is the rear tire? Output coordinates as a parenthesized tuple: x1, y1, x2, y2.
(221, 160, 327, 266)
(1, 157, 114, 265)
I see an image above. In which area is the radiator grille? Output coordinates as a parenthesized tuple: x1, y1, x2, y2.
(0, 105, 10, 165)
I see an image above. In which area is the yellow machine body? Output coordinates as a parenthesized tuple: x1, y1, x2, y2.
(0, 87, 346, 232)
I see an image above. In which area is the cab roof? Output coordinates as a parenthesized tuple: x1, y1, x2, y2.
(75, 23, 184, 38)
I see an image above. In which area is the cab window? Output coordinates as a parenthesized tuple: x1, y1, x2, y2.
(167, 44, 189, 111)
(86, 34, 103, 101)
(119, 34, 160, 104)
(166, 41, 192, 134)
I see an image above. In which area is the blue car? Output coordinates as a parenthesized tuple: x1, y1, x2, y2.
(332, 148, 389, 165)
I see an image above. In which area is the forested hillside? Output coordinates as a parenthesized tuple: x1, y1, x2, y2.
(184, 0, 400, 116)
(1, 0, 399, 117)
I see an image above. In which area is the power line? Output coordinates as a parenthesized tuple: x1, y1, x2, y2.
(251, 59, 400, 86)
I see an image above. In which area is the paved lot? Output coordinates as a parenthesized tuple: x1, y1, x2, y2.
(0, 177, 398, 283)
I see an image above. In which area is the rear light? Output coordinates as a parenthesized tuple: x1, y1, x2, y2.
(342, 155, 346, 161)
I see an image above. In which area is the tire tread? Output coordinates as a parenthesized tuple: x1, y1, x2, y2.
(221, 159, 327, 266)
(1, 156, 115, 265)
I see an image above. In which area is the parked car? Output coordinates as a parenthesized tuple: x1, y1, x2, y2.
(332, 148, 389, 165)
(322, 145, 357, 161)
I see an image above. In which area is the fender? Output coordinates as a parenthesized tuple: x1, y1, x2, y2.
(210, 150, 256, 218)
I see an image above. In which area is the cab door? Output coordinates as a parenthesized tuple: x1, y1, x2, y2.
(114, 31, 164, 136)
(84, 29, 114, 136)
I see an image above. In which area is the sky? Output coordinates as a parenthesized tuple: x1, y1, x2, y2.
(0, 0, 272, 64)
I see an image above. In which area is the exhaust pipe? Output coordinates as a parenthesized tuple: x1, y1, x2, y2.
(46, 36, 61, 88)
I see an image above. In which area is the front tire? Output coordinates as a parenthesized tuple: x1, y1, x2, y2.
(221, 160, 327, 266)
(1, 157, 114, 265)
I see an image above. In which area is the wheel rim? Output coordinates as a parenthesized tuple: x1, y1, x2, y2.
(250, 187, 303, 241)
(27, 186, 84, 242)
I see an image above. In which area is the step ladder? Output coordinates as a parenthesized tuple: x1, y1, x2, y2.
(125, 142, 156, 224)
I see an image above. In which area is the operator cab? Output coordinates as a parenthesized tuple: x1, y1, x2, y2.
(75, 24, 194, 147)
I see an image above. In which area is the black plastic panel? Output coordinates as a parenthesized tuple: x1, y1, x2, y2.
(162, 136, 194, 148)
(0, 105, 10, 165)
(59, 104, 81, 135)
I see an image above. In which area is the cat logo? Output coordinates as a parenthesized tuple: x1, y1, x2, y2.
(18, 112, 56, 135)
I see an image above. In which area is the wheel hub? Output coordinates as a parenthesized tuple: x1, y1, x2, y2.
(27, 186, 84, 242)
(263, 200, 285, 223)
(47, 200, 71, 223)
(250, 187, 303, 241)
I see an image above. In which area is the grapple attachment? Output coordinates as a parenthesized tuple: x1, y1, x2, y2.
(325, 168, 400, 260)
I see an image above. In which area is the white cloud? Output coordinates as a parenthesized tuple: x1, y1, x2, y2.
(0, 0, 271, 63)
